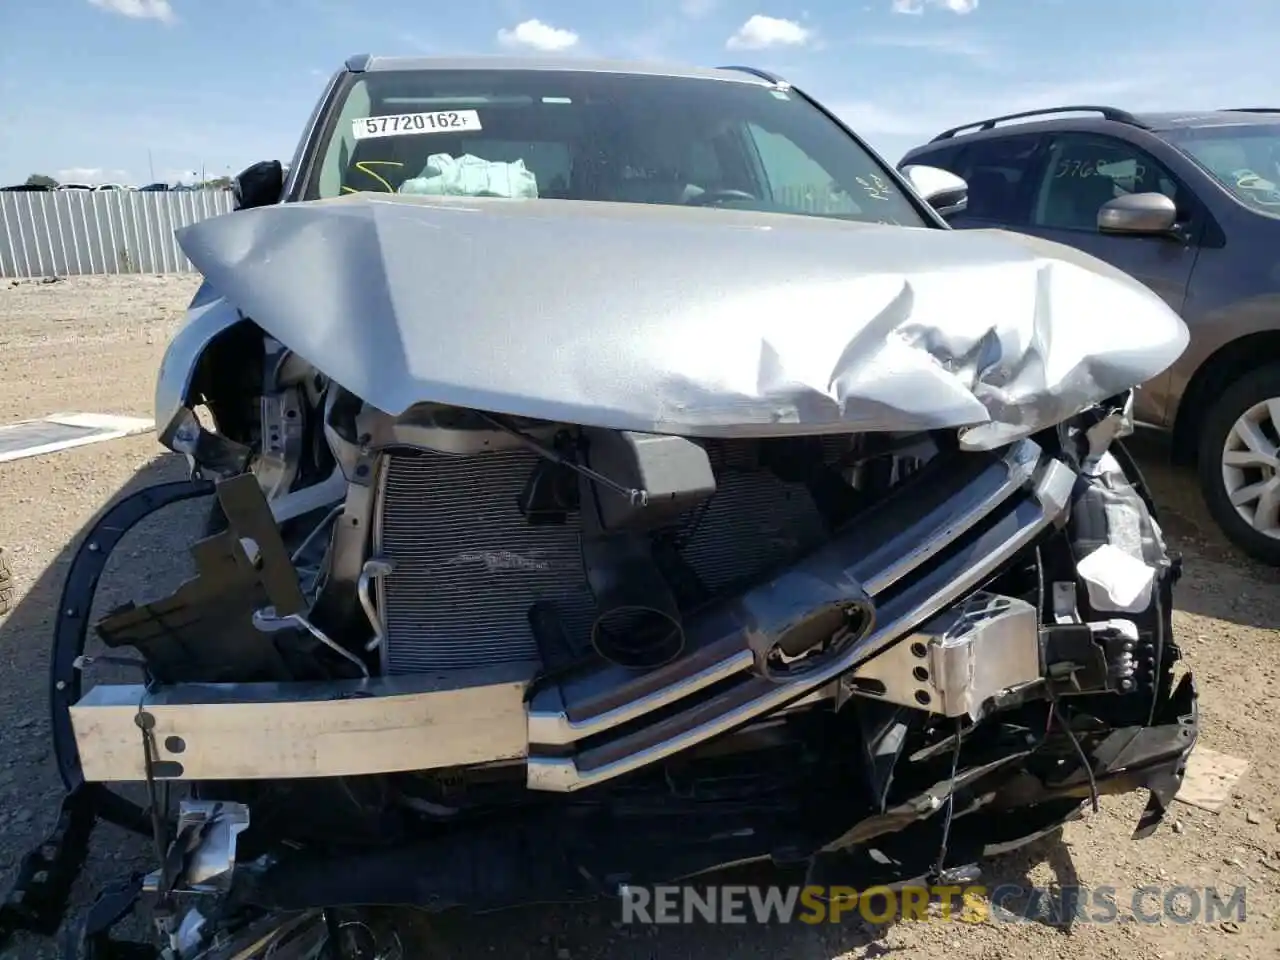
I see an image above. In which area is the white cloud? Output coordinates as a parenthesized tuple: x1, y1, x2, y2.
(87, 0, 175, 23)
(891, 0, 979, 14)
(55, 167, 132, 185)
(56, 168, 102, 184)
(725, 14, 813, 51)
(680, 0, 719, 17)
(856, 31, 989, 61)
(496, 19, 579, 52)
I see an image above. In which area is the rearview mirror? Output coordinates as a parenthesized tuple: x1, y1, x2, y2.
(233, 160, 284, 211)
(900, 164, 968, 218)
(1097, 192, 1178, 235)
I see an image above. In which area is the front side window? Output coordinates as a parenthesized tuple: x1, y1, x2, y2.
(951, 135, 1043, 224)
(1031, 133, 1181, 231)
(745, 123, 868, 216)
(1162, 122, 1280, 218)
(303, 70, 928, 227)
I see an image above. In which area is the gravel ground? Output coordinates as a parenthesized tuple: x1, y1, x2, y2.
(1, 275, 1277, 960)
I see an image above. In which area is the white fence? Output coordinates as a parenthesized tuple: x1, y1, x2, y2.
(0, 190, 235, 279)
(0, 185, 889, 280)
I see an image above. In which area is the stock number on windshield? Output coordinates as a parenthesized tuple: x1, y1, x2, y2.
(352, 110, 482, 140)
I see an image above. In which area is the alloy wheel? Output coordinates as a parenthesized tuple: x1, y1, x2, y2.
(1220, 397, 1280, 540)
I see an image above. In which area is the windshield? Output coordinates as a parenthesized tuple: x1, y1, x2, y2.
(302, 69, 927, 227)
(1164, 122, 1280, 217)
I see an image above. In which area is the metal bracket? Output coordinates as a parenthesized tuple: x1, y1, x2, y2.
(166, 407, 253, 481)
(255, 386, 304, 500)
(845, 592, 1042, 720)
(62, 874, 156, 960)
(143, 801, 251, 897)
(0, 787, 96, 947)
(217, 473, 307, 617)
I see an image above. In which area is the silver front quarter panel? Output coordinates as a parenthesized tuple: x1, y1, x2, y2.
(153, 289, 245, 446)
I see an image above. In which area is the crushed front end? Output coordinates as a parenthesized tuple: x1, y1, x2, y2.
(2, 192, 1202, 958)
(6, 391, 1196, 959)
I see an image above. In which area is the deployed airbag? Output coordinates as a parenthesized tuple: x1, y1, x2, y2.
(399, 153, 539, 199)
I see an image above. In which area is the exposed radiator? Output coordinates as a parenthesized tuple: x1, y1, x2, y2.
(375, 439, 848, 675)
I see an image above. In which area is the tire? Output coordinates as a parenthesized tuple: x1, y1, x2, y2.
(1196, 362, 1280, 566)
(0, 547, 11, 616)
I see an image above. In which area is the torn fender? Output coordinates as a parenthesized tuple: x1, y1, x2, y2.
(169, 194, 1189, 443)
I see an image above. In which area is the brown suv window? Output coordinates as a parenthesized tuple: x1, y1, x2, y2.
(1032, 133, 1180, 230)
(952, 135, 1042, 222)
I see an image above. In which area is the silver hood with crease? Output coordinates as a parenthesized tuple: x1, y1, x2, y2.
(172, 193, 1189, 446)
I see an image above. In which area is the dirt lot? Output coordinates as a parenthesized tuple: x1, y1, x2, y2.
(0, 275, 1277, 960)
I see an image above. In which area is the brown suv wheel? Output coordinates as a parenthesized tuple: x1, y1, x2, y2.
(1197, 363, 1280, 566)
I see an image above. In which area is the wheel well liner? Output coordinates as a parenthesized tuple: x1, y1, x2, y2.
(1171, 330, 1280, 464)
(189, 320, 267, 445)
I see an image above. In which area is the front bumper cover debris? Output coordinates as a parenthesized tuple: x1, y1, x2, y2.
(2, 444, 1201, 957)
(0, 788, 95, 947)
(28, 672, 1194, 959)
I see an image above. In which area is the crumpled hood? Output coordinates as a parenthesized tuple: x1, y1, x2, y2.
(174, 193, 1189, 444)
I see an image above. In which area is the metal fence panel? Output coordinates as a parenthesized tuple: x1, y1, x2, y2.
(0, 186, 891, 279)
(0, 190, 234, 279)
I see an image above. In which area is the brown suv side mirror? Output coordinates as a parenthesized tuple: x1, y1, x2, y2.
(1097, 192, 1178, 235)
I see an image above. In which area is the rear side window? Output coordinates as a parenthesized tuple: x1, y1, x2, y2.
(952, 135, 1043, 224)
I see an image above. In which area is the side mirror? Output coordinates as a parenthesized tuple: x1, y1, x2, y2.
(232, 161, 284, 211)
(900, 164, 968, 218)
(1097, 192, 1178, 235)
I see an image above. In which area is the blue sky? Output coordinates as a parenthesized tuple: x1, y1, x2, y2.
(2, 0, 1278, 185)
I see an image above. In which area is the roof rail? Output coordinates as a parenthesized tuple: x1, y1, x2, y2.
(717, 65, 787, 84)
(930, 105, 1150, 142)
(1221, 107, 1280, 113)
(345, 53, 372, 73)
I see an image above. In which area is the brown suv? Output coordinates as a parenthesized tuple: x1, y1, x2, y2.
(902, 105, 1280, 564)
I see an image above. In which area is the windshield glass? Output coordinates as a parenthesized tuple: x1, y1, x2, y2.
(1164, 122, 1280, 217)
(303, 69, 927, 226)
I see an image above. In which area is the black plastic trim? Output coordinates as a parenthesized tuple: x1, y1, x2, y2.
(49, 479, 216, 834)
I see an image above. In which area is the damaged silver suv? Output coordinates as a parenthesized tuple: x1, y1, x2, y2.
(19, 57, 1198, 958)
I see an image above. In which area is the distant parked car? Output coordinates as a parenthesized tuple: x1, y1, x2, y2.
(0, 183, 52, 191)
(56, 183, 93, 191)
(138, 182, 170, 192)
(901, 105, 1280, 564)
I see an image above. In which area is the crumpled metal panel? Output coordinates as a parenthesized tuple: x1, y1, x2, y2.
(174, 194, 1188, 443)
